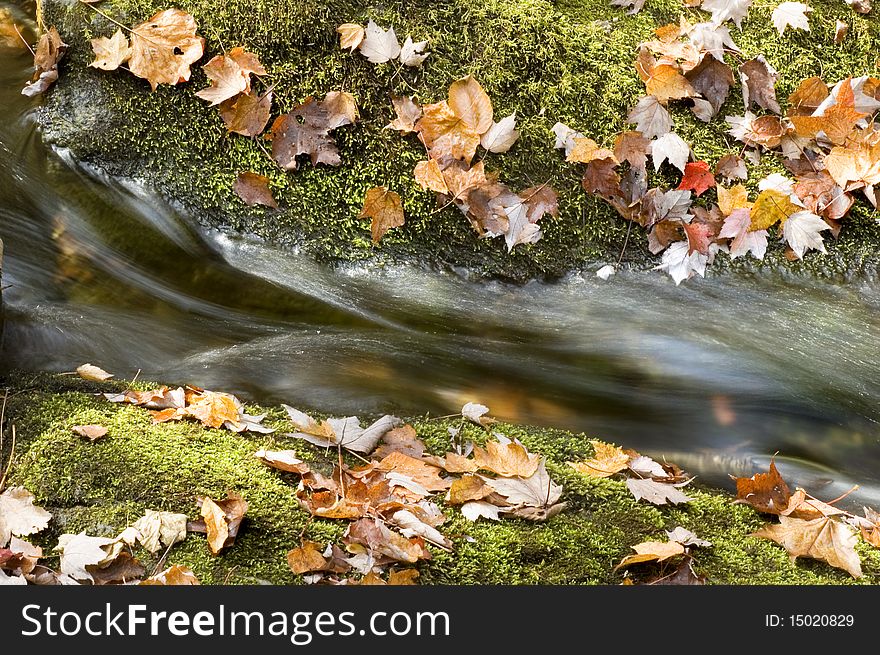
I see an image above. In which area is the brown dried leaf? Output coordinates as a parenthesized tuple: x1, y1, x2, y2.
(448, 75, 493, 134)
(740, 56, 781, 114)
(615, 540, 686, 569)
(77, 363, 113, 381)
(377, 452, 450, 492)
(89, 29, 131, 71)
(416, 101, 481, 164)
(715, 154, 747, 181)
(195, 47, 265, 105)
(233, 172, 278, 208)
(473, 440, 541, 478)
(219, 90, 272, 137)
(787, 76, 829, 116)
(733, 459, 792, 514)
(372, 425, 425, 459)
(22, 26, 66, 97)
(344, 518, 431, 564)
(790, 78, 867, 145)
(253, 449, 311, 474)
(287, 541, 329, 575)
(685, 55, 734, 115)
(72, 425, 108, 441)
(754, 515, 862, 578)
(128, 9, 205, 91)
(568, 441, 629, 478)
(414, 159, 449, 194)
(185, 390, 240, 429)
(198, 493, 247, 555)
(269, 94, 356, 170)
(386, 95, 421, 133)
(359, 186, 404, 243)
(88, 552, 145, 585)
(446, 475, 492, 504)
(336, 23, 365, 51)
(614, 131, 650, 173)
(140, 565, 200, 585)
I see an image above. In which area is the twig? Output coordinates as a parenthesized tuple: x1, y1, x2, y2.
(13, 25, 34, 56)
(0, 425, 17, 492)
(76, 0, 162, 48)
(817, 485, 860, 507)
(616, 219, 633, 266)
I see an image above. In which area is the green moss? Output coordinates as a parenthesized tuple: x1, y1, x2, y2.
(35, 0, 880, 281)
(3, 371, 880, 584)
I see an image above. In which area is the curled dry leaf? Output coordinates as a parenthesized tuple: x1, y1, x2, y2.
(386, 95, 422, 133)
(76, 363, 113, 382)
(344, 518, 431, 564)
(22, 26, 66, 97)
(285, 406, 401, 454)
(72, 425, 108, 441)
(666, 526, 712, 547)
(197, 493, 247, 556)
(732, 458, 792, 514)
(125, 510, 188, 554)
(233, 172, 278, 209)
(254, 449, 311, 474)
(359, 186, 405, 243)
(128, 9, 205, 91)
(461, 402, 494, 428)
(336, 23, 365, 51)
(54, 532, 117, 582)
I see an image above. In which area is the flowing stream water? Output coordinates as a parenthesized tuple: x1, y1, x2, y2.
(2, 2, 879, 509)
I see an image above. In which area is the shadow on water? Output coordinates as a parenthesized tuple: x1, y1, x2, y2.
(1, 1, 879, 508)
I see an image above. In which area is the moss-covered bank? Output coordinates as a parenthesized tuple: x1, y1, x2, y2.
(3, 372, 879, 584)
(34, 0, 880, 281)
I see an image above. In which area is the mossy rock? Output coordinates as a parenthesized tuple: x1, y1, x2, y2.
(34, 0, 880, 281)
(3, 371, 879, 584)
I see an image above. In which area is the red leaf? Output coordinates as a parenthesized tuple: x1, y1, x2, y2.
(676, 161, 715, 196)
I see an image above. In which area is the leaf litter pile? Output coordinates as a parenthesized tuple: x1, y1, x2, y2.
(3, 366, 880, 585)
(15, 0, 877, 282)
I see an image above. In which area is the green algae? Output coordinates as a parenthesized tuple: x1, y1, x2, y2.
(34, 0, 880, 281)
(3, 371, 879, 585)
